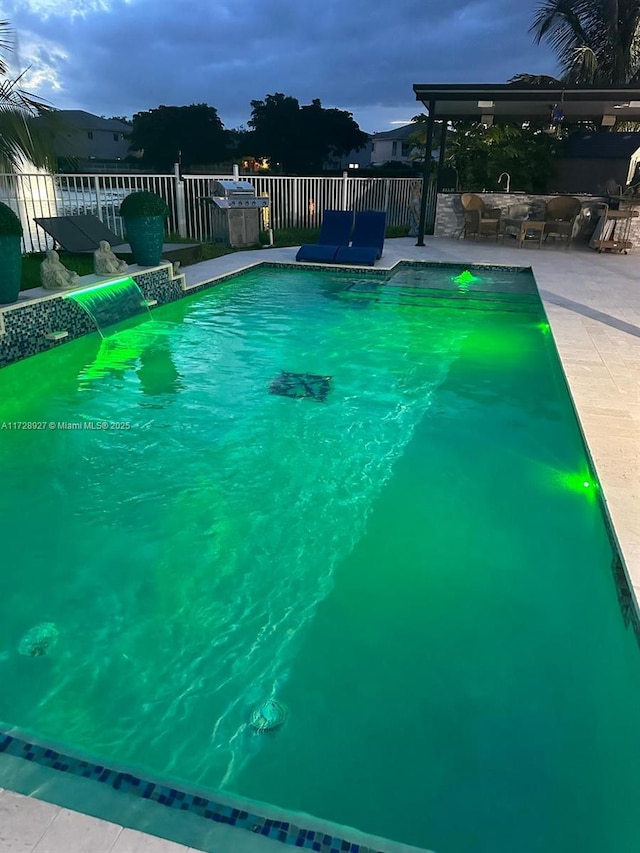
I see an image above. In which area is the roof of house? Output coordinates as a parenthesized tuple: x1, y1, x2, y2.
(563, 131, 640, 159)
(372, 124, 416, 141)
(48, 110, 131, 132)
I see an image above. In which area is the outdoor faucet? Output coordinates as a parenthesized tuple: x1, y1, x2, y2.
(498, 172, 511, 193)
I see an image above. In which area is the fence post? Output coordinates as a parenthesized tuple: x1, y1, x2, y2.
(174, 163, 187, 238)
(383, 178, 390, 214)
(93, 176, 103, 221)
(341, 171, 349, 210)
(292, 177, 298, 228)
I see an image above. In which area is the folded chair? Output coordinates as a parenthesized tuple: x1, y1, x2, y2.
(296, 210, 353, 262)
(334, 211, 386, 265)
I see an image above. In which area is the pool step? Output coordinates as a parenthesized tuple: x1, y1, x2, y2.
(338, 285, 540, 313)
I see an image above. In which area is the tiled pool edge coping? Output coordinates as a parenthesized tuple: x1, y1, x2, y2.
(0, 730, 432, 853)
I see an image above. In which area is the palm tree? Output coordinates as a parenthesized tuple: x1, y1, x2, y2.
(529, 0, 640, 84)
(0, 20, 55, 172)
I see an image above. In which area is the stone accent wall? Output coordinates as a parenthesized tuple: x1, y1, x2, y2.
(433, 193, 637, 247)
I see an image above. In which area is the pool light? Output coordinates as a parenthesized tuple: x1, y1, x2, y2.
(556, 470, 598, 499)
(453, 270, 480, 286)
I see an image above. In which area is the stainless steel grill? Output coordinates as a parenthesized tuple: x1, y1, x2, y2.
(202, 180, 269, 247)
(208, 180, 269, 209)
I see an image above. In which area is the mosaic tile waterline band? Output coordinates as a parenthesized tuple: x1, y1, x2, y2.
(0, 731, 386, 853)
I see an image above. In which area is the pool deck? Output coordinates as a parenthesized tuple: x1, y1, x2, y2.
(2, 235, 639, 853)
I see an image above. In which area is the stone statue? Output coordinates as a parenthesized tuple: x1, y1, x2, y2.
(40, 249, 80, 290)
(408, 181, 422, 237)
(94, 240, 129, 276)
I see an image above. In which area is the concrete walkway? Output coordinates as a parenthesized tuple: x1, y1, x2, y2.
(2, 235, 638, 853)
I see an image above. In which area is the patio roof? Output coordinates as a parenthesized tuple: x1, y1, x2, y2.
(413, 83, 640, 124)
(410, 83, 640, 244)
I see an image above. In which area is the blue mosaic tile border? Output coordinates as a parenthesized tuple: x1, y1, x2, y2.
(611, 552, 640, 646)
(132, 267, 182, 306)
(178, 262, 391, 300)
(0, 731, 385, 853)
(179, 264, 267, 297)
(394, 259, 532, 274)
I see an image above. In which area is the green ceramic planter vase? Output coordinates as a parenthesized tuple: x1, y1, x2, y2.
(0, 235, 21, 303)
(124, 216, 166, 266)
(0, 202, 22, 303)
(120, 192, 169, 267)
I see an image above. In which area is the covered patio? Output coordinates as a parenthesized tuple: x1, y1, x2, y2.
(411, 82, 640, 242)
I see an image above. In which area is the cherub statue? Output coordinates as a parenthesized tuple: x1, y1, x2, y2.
(94, 240, 129, 276)
(40, 249, 80, 290)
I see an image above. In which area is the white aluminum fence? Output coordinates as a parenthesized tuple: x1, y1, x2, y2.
(0, 171, 435, 254)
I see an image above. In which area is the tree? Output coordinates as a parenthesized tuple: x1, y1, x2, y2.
(248, 93, 368, 173)
(104, 115, 132, 125)
(446, 123, 561, 193)
(298, 99, 369, 172)
(0, 20, 55, 171)
(407, 113, 451, 164)
(528, 0, 640, 84)
(128, 104, 229, 172)
(247, 93, 300, 172)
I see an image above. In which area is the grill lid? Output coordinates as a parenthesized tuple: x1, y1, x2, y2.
(210, 179, 256, 198)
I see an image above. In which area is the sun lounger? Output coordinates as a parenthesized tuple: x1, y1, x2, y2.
(334, 211, 386, 265)
(296, 210, 353, 262)
(34, 215, 126, 253)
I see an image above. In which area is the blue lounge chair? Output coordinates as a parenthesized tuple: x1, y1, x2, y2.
(296, 210, 353, 262)
(334, 211, 387, 265)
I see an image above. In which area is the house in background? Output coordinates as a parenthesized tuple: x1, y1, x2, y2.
(554, 131, 640, 194)
(324, 136, 373, 171)
(38, 110, 142, 171)
(370, 124, 419, 167)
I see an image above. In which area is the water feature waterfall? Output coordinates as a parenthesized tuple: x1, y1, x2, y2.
(65, 277, 152, 336)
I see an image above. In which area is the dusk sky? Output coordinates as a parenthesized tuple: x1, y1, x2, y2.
(6, 0, 559, 133)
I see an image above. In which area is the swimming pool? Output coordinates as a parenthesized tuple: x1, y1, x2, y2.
(0, 262, 639, 853)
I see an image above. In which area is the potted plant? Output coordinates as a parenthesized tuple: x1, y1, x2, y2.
(120, 191, 169, 266)
(0, 202, 23, 304)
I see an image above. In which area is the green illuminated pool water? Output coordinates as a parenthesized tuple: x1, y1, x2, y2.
(0, 264, 639, 853)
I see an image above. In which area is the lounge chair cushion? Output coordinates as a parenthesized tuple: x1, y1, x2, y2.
(334, 245, 379, 266)
(316, 210, 353, 245)
(295, 209, 353, 264)
(296, 244, 339, 262)
(350, 211, 386, 258)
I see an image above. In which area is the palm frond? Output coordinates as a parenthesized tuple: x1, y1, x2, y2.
(0, 69, 51, 116)
(0, 110, 56, 171)
(530, 0, 640, 83)
(567, 44, 600, 82)
(0, 20, 14, 78)
(507, 73, 565, 85)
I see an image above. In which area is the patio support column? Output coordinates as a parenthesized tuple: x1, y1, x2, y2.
(428, 120, 449, 237)
(416, 100, 436, 246)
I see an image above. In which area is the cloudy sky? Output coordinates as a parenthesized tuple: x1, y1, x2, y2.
(5, 0, 559, 133)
